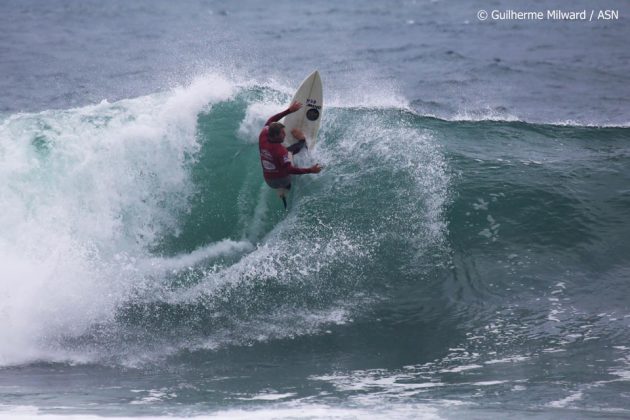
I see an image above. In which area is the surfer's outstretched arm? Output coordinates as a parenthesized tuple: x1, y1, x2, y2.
(264, 101, 302, 126)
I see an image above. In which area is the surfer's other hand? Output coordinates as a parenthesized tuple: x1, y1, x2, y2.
(310, 164, 322, 174)
(288, 101, 302, 112)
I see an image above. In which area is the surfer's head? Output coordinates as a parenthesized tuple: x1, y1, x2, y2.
(268, 122, 285, 143)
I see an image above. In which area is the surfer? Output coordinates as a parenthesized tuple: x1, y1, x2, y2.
(259, 101, 321, 208)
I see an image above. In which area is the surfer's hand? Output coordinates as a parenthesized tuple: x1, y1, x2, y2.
(288, 101, 302, 113)
(291, 128, 306, 140)
(310, 164, 322, 174)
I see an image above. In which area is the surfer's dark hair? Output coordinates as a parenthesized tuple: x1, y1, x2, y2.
(268, 122, 285, 141)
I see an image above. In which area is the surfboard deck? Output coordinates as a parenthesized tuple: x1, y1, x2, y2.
(282, 70, 323, 151)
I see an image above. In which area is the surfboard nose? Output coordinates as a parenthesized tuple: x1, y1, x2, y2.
(283, 71, 323, 150)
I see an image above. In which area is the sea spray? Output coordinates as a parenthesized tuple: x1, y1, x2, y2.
(0, 75, 234, 365)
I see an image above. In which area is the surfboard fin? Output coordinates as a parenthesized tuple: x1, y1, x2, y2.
(281, 196, 287, 209)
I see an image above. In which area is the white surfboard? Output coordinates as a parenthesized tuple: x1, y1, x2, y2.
(282, 70, 323, 151)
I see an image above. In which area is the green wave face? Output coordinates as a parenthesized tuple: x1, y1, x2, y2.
(1, 79, 629, 373)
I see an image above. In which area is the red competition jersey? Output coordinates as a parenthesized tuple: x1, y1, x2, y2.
(259, 110, 311, 180)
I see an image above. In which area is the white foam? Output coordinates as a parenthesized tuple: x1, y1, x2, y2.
(129, 389, 177, 405)
(0, 404, 444, 420)
(140, 239, 254, 273)
(450, 106, 520, 123)
(548, 390, 584, 408)
(550, 119, 630, 128)
(439, 364, 482, 373)
(239, 392, 296, 401)
(0, 74, 235, 366)
(237, 102, 284, 143)
(310, 367, 447, 398)
(193, 306, 352, 352)
(484, 356, 530, 365)
(471, 380, 507, 386)
(609, 367, 630, 381)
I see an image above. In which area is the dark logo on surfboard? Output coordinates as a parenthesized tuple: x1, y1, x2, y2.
(306, 108, 320, 121)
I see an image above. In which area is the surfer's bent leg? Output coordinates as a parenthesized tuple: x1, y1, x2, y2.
(288, 128, 308, 155)
(265, 177, 292, 191)
(265, 177, 291, 209)
(287, 139, 307, 155)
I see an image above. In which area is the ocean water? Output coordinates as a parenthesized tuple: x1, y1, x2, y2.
(1, 0, 629, 419)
